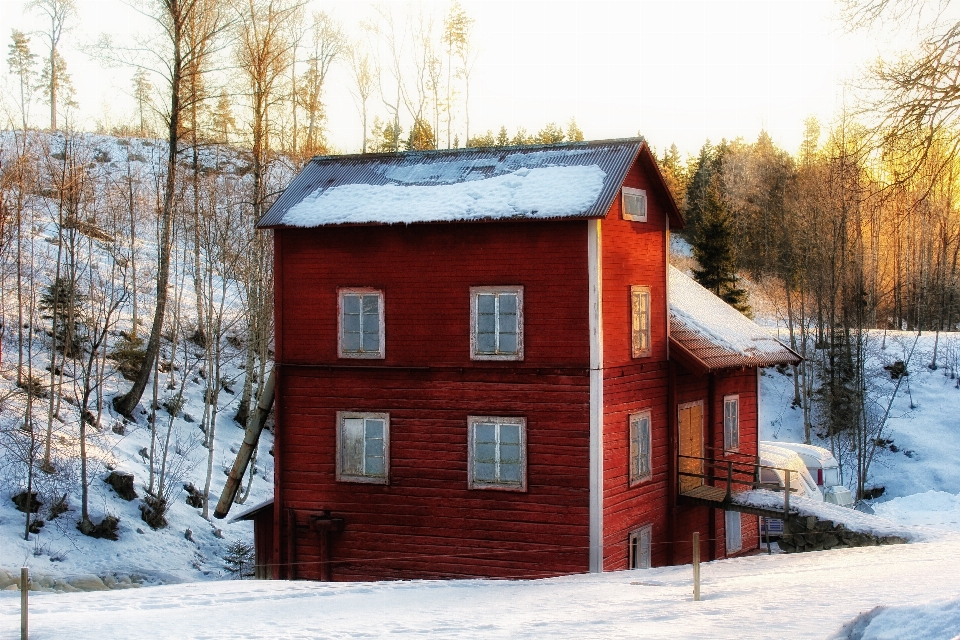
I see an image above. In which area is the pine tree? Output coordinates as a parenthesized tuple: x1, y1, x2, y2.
(691, 173, 750, 314)
(656, 143, 687, 210)
(684, 141, 715, 240)
(406, 118, 436, 151)
(466, 129, 495, 147)
(7, 30, 37, 130)
(534, 122, 564, 144)
(566, 117, 584, 142)
(495, 126, 509, 148)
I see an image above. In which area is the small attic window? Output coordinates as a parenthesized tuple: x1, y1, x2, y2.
(622, 187, 647, 222)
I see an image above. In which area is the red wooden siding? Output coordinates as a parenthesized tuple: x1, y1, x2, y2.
(273, 219, 594, 580)
(598, 159, 674, 570)
(668, 364, 761, 564)
(276, 220, 590, 368)
(276, 367, 590, 580)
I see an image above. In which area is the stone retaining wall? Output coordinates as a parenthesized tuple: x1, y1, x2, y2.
(0, 569, 144, 593)
(779, 514, 908, 553)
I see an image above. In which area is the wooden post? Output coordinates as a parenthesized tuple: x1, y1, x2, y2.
(784, 472, 791, 522)
(21, 567, 28, 640)
(725, 460, 733, 501)
(763, 517, 772, 554)
(692, 532, 700, 602)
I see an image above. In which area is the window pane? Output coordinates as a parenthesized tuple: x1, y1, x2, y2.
(475, 443, 497, 463)
(475, 423, 496, 443)
(364, 437, 383, 457)
(341, 418, 364, 475)
(363, 309, 380, 333)
(498, 333, 518, 354)
(499, 312, 517, 334)
(477, 310, 496, 333)
(477, 294, 496, 314)
(362, 331, 380, 352)
(343, 313, 361, 332)
(500, 423, 521, 444)
(500, 444, 521, 464)
(477, 331, 496, 353)
(342, 332, 361, 352)
(365, 419, 383, 439)
(342, 295, 361, 314)
(475, 462, 496, 482)
(365, 456, 384, 476)
(362, 295, 379, 314)
(499, 462, 521, 483)
(499, 293, 517, 314)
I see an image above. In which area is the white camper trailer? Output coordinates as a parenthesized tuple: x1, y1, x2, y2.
(763, 441, 855, 508)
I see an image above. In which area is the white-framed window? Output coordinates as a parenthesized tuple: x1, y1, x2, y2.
(622, 187, 647, 222)
(631, 285, 651, 358)
(725, 511, 742, 553)
(629, 410, 652, 486)
(336, 412, 389, 484)
(470, 286, 524, 361)
(467, 416, 527, 491)
(629, 524, 653, 569)
(338, 288, 384, 359)
(723, 395, 740, 452)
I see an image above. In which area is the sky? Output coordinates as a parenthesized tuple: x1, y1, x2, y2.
(0, 0, 899, 158)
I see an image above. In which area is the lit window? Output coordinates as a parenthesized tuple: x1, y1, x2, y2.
(470, 286, 524, 361)
(725, 511, 742, 553)
(631, 286, 651, 358)
(467, 416, 526, 490)
(723, 395, 740, 452)
(336, 412, 389, 484)
(622, 187, 647, 222)
(339, 289, 384, 359)
(629, 524, 652, 569)
(629, 411, 652, 485)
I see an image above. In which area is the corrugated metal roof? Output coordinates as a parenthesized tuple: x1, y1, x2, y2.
(668, 266, 801, 371)
(257, 138, 644, 228)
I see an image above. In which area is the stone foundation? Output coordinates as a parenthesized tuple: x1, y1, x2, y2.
(779, 514, 907, 553)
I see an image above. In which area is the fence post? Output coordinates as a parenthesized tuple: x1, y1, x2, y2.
(692, 532, 701, 602)
(725, 461, 733, 501)
(21, 567, 28, 640)
(784, 472, 791, 522)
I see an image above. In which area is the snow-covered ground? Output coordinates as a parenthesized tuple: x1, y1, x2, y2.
(2, 536, 959, 639)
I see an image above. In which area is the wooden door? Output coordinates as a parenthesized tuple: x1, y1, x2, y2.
(678, 401, 704, 493)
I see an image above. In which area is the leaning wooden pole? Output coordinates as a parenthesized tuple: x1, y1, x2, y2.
(214, 368, 276, 519)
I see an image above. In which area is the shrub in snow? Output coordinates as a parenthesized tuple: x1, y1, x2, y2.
(48, 493, 69, 519)
(139, 494, 169, 529)
(13, 490, 42, 513)
(224, 539, 255, 578)
(78, 515, 120, 540)
(105, 471, 138, 501)
(109, 335, 146, 381)
(17, 375, 48, 399)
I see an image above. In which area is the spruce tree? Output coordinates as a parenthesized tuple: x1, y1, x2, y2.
(691, 173, 750, 314)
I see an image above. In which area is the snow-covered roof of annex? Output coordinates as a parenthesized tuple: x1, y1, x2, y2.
(256, 138, 684, 228)
(669, 266, 800, 372)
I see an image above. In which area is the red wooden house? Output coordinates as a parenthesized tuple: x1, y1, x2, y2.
(242, 138, 799, 580)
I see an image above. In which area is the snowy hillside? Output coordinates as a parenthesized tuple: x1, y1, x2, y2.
(0, 131, 280, 585)
(760, 330, 960, 532)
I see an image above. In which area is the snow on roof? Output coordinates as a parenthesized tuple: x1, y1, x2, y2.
(257, 139, 649, 228)
(227, 497, 273, 523)
(669, 265, 800, 371)
(281, 165, 606, 227)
